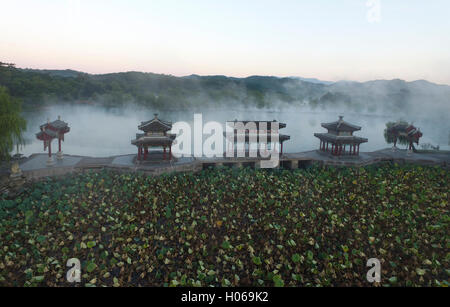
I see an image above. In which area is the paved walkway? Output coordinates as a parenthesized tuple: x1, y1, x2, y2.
(20, 154, 82, 171)
(285, 148, 450, 165)
(111, 155, 135, 167)
(14, 148, 449, 180)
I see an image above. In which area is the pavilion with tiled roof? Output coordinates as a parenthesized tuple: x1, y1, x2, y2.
(224, 119, 290, 156)
(36, 116, 70, 165)
(314, 116, 368, 156)
(131, 114, 176, 161)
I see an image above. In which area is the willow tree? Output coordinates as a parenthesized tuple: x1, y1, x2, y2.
(0, 86, 26, 160)
(384, 121, 409, 146)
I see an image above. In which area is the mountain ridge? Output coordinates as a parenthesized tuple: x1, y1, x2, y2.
(0, 66, 448, 115)
(17, 68, 450, 87)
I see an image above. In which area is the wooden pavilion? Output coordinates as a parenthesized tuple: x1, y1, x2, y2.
(224, 120, 290, 157)
(36, 116, 70, 163)
(314, 116, 367, 156)
(131, 114, 176, 161)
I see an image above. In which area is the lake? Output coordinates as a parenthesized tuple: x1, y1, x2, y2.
(18, 104, 450, 157)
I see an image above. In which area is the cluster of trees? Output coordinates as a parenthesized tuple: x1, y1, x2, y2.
(384, 121, 410, 146)
(309, 91, 356, 110)
(0, 66, 305, 110)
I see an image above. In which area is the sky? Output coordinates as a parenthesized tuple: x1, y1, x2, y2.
(1, 0, 449, 84)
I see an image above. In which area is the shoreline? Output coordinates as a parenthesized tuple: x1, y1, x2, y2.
(7, 148, 449, 181)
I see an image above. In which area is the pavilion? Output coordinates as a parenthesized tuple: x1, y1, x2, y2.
(36, 116, 70, 165)
(224, 120, 290, 157)
(314, 116, 367, 156)
(131, 114, 176, 161)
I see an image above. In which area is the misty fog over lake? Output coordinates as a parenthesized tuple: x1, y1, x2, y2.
(18, 104, 450, 158)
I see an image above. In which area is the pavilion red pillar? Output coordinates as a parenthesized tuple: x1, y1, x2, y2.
(48, 140, 52, 158)
(58, 137, 62, 152)
(331, 144, 334, 155)
(326, 142, 329, 152)
(144, 147, 148, 160)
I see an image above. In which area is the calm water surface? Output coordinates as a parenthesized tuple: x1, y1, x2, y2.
(18, 104, 450, 157)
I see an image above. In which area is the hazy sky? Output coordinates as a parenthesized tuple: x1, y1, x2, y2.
(1, 0, 449, 84)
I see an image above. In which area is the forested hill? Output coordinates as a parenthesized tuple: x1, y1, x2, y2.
(0, 65, 449, 114)
(0, 67, 325, 109)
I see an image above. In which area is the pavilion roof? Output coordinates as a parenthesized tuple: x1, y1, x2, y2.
(314, 133, 368, 144)
(226, 120, 287, 129)
(36, 129, 58, 140)
(40, 117, 69, 131)
(224, 132, 290, 143)
(321, 116, 361, 132)
(138, 114, 172, 132)
(131, 134, 176, 146)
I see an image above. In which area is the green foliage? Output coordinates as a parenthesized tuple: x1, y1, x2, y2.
(0, 67, 308, 109)
(384, 121, 410, 146)
(252, 256, 262, 266)
(0, 165, 448, 287)
(0, 86, 26, 160)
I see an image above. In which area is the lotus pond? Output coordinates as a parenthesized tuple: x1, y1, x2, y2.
(0, 165, 448, 287)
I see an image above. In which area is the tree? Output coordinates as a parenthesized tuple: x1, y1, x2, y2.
(0, 86, 26, 160)
(383, 121, 409, 146)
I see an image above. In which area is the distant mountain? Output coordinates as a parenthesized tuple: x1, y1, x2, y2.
(288, 76, 334, 85)
(21, 69, 84, 78)
(0, 66, 449, 116)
